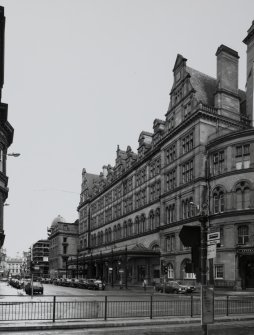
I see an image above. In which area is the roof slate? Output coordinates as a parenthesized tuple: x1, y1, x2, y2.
(186, 66, 217, 106)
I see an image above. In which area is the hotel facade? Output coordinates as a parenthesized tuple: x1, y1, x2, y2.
(74, 22, 254, 289)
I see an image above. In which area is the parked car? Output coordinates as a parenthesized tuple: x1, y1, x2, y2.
(10, 278, 22, 289)
(86, 279, 105, 290)
(94, 280, 106, 290)
(77, 279, 88, 289)
(70, 278, 80, 288)
(41, 278, 50, 284)
(25, 281, 44, 295)
(52, 278, 59, 285)
(156, 281, 195, 294)
(63, 278, 72, 287)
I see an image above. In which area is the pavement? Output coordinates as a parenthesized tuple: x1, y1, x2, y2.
(0, 314, 254, 332)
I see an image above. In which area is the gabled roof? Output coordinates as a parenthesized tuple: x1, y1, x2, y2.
(173, 54, 187, 72)
(186, 66, 217, 106)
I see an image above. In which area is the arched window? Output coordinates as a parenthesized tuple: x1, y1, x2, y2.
(149, 211, 154, 230)
(140, 214, 146, 233)
(100, 231, 104, 244)
(123, 221, 127, 238)
(113, 225, 117, 241)
(127, 220, 133, 236)
(213, 187, 225, 213)
(155, 208, 160, 228)
(117, 224, 121, 239)
(238, 225, 249, 245)
(108, 227, 112, 242)
(135, 216, 140, 235)
(236, 189, 242, 210)
(105, 229, 108, 243)
(235, 182, 251, 210)
(243, 188, 250, 209)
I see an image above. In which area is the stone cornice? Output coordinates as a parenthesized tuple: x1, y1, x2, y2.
(209, 209, 254, 220)
(214, 88, 241, 100)
(206, 128, 254, 149)
(209, 167, 254, 182)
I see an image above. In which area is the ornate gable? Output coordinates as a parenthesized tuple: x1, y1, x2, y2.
(138, 131, 152, 159)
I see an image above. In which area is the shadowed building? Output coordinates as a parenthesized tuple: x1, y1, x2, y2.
(0, 7, 14, 248)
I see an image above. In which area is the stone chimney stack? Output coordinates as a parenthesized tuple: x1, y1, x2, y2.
(102, 165, 108, 178)
(243, 20, 254, 127)
(214, 45, 240, 120)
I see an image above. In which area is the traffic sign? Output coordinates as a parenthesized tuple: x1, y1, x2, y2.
(207, 244, 216, 259)
(207, 232, 220, 242)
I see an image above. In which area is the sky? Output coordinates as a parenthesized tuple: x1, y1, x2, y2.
(1, 0, 254, 258)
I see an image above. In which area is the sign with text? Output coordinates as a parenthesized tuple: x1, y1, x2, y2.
(201, 285, 214, 325)
(207, 243, 217, 259)
(207, 232, 220, 242)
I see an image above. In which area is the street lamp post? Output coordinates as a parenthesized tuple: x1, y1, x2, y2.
(111, 248, 114, 287)
(125, 246, 128, 289)
(189, 201, 209, 335)
(76, 250, 79, 279)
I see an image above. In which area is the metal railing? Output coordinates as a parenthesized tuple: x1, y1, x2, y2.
(0, 294, 254, 322)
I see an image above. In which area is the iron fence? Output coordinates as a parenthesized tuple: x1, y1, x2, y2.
(0, 294, 254, 322)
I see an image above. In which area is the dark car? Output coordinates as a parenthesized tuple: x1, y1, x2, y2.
(70, 278, 80, 288)
(10, 279, 22, 289)
(77, 279, 88, 289)
(156, 280, 195, 294)
(86, 279, 105, 290)
(25, 281, 44, 295)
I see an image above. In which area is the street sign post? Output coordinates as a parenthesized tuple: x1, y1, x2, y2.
(201, 285, 214, 325)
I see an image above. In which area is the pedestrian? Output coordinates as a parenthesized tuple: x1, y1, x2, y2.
(142, 279, 147, 291)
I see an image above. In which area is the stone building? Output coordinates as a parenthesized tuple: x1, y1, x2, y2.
(0, 7, 14, 248)
(0, 247, 7, 278)
(6, 257, 23, 277)
(48, 215, 79, 278)
(31, 240, 49, 279)
(75, 21, 254, 289)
